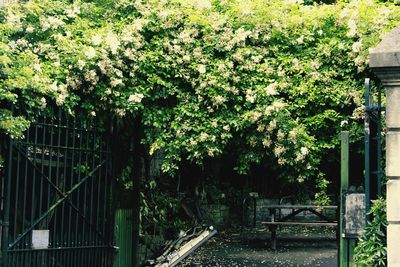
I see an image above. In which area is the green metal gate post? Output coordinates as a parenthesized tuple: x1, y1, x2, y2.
(339, 131, 357, 267)
(114, 209, 132, 267)
(340, 131, 349, 267)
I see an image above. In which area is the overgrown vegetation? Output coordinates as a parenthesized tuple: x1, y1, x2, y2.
(1, 0, 399, 187)
(354, 197, 387, 266)
(1, 0, 397, 262)
(314, 176, 332, 206)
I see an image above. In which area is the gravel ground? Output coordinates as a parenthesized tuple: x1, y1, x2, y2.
(177, 227, 338, 267)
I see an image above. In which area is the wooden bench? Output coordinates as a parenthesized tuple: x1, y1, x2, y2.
(261, 205, 338, 250)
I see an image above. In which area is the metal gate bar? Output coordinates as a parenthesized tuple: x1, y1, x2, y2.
(1, 109, 115, 267)
(364, 78, 384, 217)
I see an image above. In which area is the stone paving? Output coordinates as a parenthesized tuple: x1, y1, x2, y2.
(178, 228, 337, 267)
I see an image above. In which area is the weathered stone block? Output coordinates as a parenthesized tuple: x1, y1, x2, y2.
(387, 224, 400, 267)
(386, 88, 400, 128)
(387, 180, 400, 221)
(386, 132, 400, 177)
(369, 26, 400, 68)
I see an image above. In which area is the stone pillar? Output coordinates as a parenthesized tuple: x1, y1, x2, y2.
(369, 26, 400, 267)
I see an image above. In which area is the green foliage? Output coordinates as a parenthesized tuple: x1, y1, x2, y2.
(0, 110, 30, 139)
(1, 0, 400, 185)
(117, 163, 133, 190)
(354, 197, 387, 267)
(314, 175, 331, 206)
(378, 0, 400, 5)
(116, 162, 187, 233)
(140, 179, 188, 235)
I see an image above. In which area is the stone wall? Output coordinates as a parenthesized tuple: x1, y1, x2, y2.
(200, 204, 230, 227)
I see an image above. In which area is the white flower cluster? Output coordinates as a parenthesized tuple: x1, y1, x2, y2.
(347, 19, 357, 37)
(110, 78, 123, 87)
(40, 16, 64, 31)
(207, 147, 219, 157)
(309, 60, 321, 70)
(77, 60, 86, 70)
(178, 28, 197, 45)
(288, 128, 300, 144)
(92, 35, 102, 46)
(246, 90, 256, 103)
(296, 35, 304, 45)
(84, 70, 99, 85)
(193, 0, 212, 9)
(214, 95, 227, 106)
(274, 145, 285, 157)
(233, 28, 252, 44)
(199, 132, 209, 142)
(66, 4, 80, 18)
(198, 64, 206, 74)
(276, 130, 285, 141)
(262, 136, 271, 148)
(6, 9, 22, 29)
(106, 31, 120, 54)
(295, 147, 309, 162)
(40, 97, 47, 109)
(49, 82, 68, 106)
(264, 82, 278, 96)
(285, 0, 304, 5)
(85, 47, 96, 59)
(351, 40, 363, 53)
(267, 119, 277, 132)
(66, 77, 82, 90)
(128, 93, 144, 104)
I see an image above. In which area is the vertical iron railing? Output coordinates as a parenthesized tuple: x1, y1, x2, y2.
(364, 78, 384, 219)
(1, 108, 115, 267)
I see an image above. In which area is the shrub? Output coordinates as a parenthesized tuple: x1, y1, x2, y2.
(354, 197, 387, 267)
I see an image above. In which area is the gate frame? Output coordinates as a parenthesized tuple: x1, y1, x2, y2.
(1, 108, 116, 267)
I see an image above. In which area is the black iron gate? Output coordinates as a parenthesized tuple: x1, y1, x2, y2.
(1, 109, 115, 267)
(364, 77, 384, 215)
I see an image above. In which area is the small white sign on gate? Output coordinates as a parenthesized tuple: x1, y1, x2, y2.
(32, 230, 49, 249)
(344, 193, 365, 238)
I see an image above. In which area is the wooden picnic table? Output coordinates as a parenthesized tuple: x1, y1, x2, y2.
(261, 205, 338, 250)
